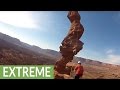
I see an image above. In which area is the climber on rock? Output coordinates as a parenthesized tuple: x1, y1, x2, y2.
(74, 61, 84, 79)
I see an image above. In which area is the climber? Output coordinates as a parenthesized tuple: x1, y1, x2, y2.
(74, 61, 84, 79)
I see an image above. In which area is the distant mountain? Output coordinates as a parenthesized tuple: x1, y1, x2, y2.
(0, 33, 57, 65)
(0, 38, 57, 65)
(1, 32, 120, 79)
(30, 46, 61, 59)
(74, 57, 103, 65)
(0, 32, 119, 67)
(0, 32, 21, 46)
(43, 49, 61, 58)
(0, 32, 60, 59)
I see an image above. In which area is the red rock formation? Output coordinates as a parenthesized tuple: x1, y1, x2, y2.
(54, 11, 84, 79)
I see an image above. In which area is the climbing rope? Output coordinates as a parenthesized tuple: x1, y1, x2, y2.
(70, 63, 76, 77)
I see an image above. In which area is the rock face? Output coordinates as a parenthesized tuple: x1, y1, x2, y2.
(54, 11, 84, 79)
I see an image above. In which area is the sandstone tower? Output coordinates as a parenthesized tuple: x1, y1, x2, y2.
(54, 11, 84, 79)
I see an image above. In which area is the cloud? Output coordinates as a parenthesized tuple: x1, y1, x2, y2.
(0, 11, 37, 28)
(105, 54, 120, 65)
(80, 48, 120, 65)
(104, 49, 120, 65)
(106, 49, 115, 54)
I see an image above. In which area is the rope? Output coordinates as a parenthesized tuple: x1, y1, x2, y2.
(70, 63, 75, 77)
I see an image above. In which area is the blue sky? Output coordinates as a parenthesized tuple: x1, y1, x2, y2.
(0, 11, 120, 65)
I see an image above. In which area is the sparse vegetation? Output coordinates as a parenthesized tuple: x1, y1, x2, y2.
(0, 32, 120, 79)
(0, 39, 56, 65)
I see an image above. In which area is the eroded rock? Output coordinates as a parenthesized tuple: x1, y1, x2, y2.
(54, 11, 84, 79)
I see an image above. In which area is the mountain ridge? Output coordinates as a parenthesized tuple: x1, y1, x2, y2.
(0, 32, 119, 67)
(1, 32, 120, 79)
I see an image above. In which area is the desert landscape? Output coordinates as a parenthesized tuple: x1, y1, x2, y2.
(0, 32, 120, 79)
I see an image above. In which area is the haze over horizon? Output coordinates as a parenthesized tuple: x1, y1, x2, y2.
(0, 11, 120, 65)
